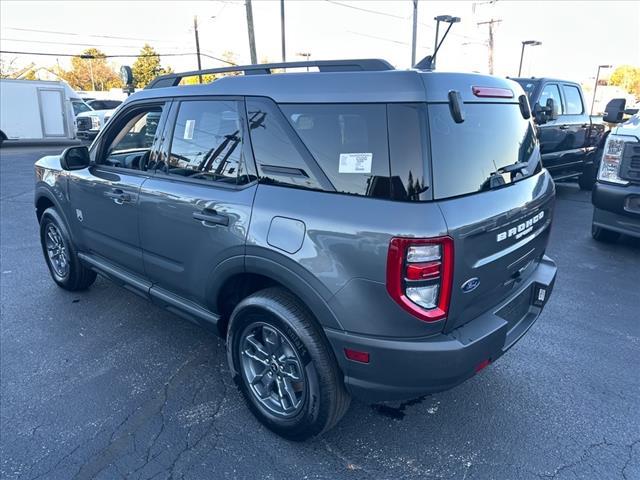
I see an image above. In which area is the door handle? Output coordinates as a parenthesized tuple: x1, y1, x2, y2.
(192, 208, 229, 227)
(559, 125, 570, 130)
(104, 188, 132, 205)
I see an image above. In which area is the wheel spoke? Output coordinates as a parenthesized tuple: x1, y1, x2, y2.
(245, 334, 269, 362)
(250, 365, 270, 385)
(262, 326, 281, 355)
(282, 377, 299, 409)
(281, 358, 302, 381)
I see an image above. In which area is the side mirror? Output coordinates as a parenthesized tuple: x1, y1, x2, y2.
(533, 102, 548, 125)
(60, 146, 90, 170)
(603, 98, 626, 123)
(545, 98, 557, 120)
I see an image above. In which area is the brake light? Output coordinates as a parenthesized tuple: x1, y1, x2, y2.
(386, 236, 454, 322)
(472, 86, 514, 98)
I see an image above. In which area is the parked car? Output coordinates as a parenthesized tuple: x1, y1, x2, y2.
(0, 79, 85, 145)
(591, 98, 640, 242)
(86, 99, 122, 110)
(513, 77, 606, 190)
(75, 107, 117, 140)
(34, 59, 557, 440)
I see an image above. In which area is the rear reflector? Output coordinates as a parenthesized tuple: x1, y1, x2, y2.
(474, 359, 491, 373)
(344, 348, 370, 364)
(406, 262, 441, 280)
(472, 86, 514, 98)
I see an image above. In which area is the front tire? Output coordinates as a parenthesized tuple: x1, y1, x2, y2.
(39, 207, 96, 291)
(226, 287, 350, 440)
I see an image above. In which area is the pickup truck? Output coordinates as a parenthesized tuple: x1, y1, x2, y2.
(514, 77, 606, 190)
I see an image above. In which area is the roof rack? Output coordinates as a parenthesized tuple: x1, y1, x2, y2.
(146, 58, 395, 89)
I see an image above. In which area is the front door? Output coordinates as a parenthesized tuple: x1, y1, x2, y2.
(67, 102, 168, 275)
(139, 98, 257, 307)
(537, 82, 568, 174)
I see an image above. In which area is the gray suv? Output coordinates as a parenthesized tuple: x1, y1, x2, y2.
(34, 59, 557, 440)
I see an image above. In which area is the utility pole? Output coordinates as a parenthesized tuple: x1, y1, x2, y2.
(411, 0, 418, 67)
(280, 0, 286, 62)
(477, 18, 501, 74)
(245, 0, 258, 64)
(193, 16, 203, 83)
(87, 58, 95, 91)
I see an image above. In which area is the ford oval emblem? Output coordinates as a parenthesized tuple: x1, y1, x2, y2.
(461, 277, 480, 293)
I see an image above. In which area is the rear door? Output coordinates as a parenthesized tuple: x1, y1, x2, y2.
(138, 97, 257, 307)
(37, 88, 67, 137)
(426, 101, 554, 332)
(68, 101, 168, 275)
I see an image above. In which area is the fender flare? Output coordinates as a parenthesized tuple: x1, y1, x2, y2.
(205, 252, 343, 331)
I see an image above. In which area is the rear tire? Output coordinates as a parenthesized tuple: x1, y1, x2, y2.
(591, 223, 620, 243)
(39, 207, 97, 291)
(226, 287, 350, 440)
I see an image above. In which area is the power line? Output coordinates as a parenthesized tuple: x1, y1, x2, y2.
(324, 0, 408, 20)
(1, 37, 142, 49)
(3, 26, 171, 43)
(0, 50, 236, 65)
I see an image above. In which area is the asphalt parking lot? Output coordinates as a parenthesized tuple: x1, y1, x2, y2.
(1, 145, 638, 480)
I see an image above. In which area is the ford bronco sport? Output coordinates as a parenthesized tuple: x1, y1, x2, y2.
(34, 59, 557, 440)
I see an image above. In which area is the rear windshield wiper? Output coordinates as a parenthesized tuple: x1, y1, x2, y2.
(481, 161, 530, 191)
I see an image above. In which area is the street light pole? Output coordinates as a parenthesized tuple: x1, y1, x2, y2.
(591, 64, 612, 115)
(411, 0, 418, 67)
(518, 40, 542, 76)
(281, 0, 286, 62)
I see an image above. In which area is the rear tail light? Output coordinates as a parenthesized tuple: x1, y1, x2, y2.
(386, 236, 454, 322)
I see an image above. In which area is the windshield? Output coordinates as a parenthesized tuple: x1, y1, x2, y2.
(72, 100, 92, 116)
(428, 103, 540, 199)
(514, 80, 539, 101)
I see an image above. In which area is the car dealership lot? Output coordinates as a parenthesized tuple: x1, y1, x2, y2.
(1, 146, 638, 480)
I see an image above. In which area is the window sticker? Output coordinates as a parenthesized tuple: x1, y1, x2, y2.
(339, 153, 372, 174)
(183, 119, 195, 140)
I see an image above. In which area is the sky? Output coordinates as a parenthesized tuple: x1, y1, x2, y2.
(1, 0, 639, 84)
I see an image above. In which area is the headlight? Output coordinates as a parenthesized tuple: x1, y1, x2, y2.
(598, 135, 631, 185)
(90, 116, 101, 130)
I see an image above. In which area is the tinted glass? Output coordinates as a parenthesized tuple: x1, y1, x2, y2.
(246, 98, 323, 190)
(514, 80, 539, 101)
(539, 84, 563, 115)
(164, 100, 247, 184)
(281, 104, 390, 198)
(563, 85, 583, 115)
(428, 103, 539, 199)
(388, 103, 430, 201)
(103, 106, 163, 169)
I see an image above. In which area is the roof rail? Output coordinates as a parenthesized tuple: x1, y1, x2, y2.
(146, 58, 395, 89)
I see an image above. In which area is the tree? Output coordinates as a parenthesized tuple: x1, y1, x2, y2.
(132, 44, 172, 88)
(58, 48, 121, 91)
(609, 65, 640, 98)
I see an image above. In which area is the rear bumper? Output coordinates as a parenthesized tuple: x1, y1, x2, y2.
(592, 181, 640, 238)
(326, 256, 557, 402)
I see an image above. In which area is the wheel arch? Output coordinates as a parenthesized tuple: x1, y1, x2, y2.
(208, 254, 343, 337)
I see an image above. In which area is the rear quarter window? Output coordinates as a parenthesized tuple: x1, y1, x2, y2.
(280, 104, 391, 198)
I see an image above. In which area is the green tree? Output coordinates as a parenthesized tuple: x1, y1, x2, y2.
(58, 48, 121, 91)
(609, 65, 640, 98)
(132, 44, 172, 88)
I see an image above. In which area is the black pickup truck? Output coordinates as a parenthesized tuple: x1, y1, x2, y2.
(514, 78, 606, 190)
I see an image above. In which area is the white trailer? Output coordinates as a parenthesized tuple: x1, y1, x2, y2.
(0, 79, 86, 145)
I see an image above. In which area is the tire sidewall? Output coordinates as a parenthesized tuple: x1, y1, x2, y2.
(227, 299, 326, 439)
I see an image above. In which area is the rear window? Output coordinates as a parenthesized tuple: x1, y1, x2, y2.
(428, 103, 538, 199)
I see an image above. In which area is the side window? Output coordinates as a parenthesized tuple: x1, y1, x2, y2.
(388, 104, 430, 201)
(563, 85, 584, 115)
(246, 97, 323, 190)
(281, 103, 390, 198)
(538, 84, 563, 116)
(163, 100, 248, 184)
(101, 105, 163, 170)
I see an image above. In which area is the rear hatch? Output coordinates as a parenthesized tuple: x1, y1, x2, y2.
(421, 73, 555, 332)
